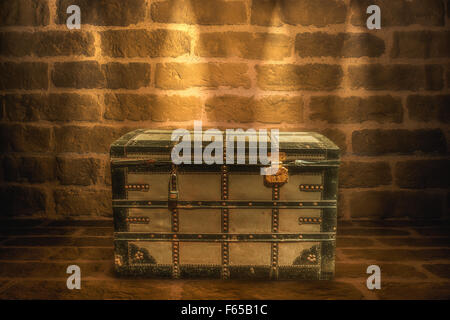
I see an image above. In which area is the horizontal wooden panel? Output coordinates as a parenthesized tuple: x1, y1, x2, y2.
(178, 173, 221, 201)
(278, 209, 321, 233)
(229, 209, 272, 233)
(228, 173, 272, 200)
(229, 242, 271, 266)
(127, 173, 169, 200)
(281, 173, 323, 201)
(180, 242, 221, 265)
(128, 208, 171, 233)
(178, 209, 222, 233)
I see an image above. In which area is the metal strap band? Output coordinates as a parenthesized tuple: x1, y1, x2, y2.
(113, 200, 337, 209)
(221, 145, 230, 279)
(115, 232, 336, 241)
(271, 183, 279, 279)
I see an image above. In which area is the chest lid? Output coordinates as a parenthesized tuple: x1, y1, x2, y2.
(110, 129, 340, 163)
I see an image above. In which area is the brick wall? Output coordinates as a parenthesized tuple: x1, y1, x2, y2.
(0, 0, 449, 219)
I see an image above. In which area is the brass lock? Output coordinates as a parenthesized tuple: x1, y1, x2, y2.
(264, 152, 288, 187)
(264, 166, 289, 187)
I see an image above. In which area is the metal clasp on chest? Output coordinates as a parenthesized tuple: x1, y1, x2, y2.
(264, 152, 289, 187)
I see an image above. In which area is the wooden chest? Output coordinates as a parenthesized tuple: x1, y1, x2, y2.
(111, 129, 340, 280)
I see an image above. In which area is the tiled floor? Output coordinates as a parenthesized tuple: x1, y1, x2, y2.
(0, 219, 448, 300)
